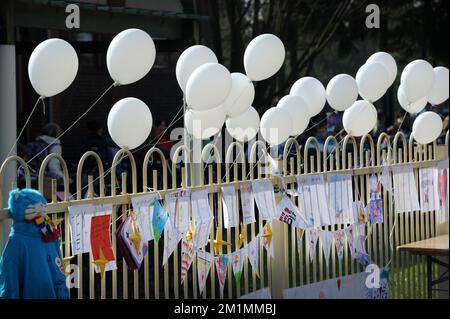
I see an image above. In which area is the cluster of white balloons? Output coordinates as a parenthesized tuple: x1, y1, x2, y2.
(399, 60, 448, 144)
(28, 29, 447, 151)
(28, 28, 156, 150)
(179, 34, 285, 143)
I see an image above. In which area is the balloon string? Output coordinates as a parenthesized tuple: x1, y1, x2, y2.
(4, 96, 42, 161)
(25, 82, 116, 167)
(70, 101, 185, 200)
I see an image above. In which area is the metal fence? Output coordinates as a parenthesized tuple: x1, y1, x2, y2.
(0, 130, 448, 299)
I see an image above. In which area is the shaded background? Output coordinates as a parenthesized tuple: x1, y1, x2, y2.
(0, 0, 448, 177)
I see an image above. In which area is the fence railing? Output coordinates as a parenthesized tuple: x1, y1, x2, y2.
(0, 130, 448, 299)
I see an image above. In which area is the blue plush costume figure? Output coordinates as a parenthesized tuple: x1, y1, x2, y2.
(0, 188, 69, 299)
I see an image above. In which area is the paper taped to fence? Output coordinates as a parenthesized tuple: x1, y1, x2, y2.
(251, 179, 277, 220)
(132, 193, 158, 242)
(297, 174, 331, 227)
(197, 250, 213, 295)
(165, 189, 191, 233)
(392, 165, 420, 213)
(90, 205, 116, 274)
(283, 269, 389, 299)
(180, 239, 195, 285)
(162, 219, 182, 266)
(68, 203, 94, 255)
(276, 194, 307, 228)
(437, 160, 449, 223)
(240, 183, 256, 225)
(327, 173, 354, 225)
(221, 186, 239, 228)
(419, 166, 440, 213)
(191, 190, 214, 248)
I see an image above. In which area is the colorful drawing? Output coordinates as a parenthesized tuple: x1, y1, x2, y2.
(231, 248, 245, 283)
(261, 222, 274, 258)
(276, 195, 306, 228)
(215, 255, 230, 296)
(307, 228, 319, 263)
(90, 213, 116, 279)
(197, 251, 213, 295)
(333, 229, 346, 261)
(131, 193, 157, 242)
(180, 239, 195, 285)
(437, 160, 449, 223)
(369, 199, 384, 225)
(152, 198, 169, 242)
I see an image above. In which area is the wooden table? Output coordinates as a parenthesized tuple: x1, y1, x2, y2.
(397, 234, 449, 299)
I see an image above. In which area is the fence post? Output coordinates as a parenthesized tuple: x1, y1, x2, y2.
(271, 219, 288, 298)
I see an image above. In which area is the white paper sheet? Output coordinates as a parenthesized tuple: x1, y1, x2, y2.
(307, 228, 319, 263)
(392, 164, 420, 213)
(419, 166, 440, 212)
(251, 179, 277, 220)
(327, 173, 354, 225)
(247, 237, 260, 275)
(240, 183, 256, 225)
(221, 186, 239, 228)
(191, 190, 214, 248)
(68, 204, 94, 255)
(162, 219, 182, 266)
(297, 174, 331, 227)
(165, 189, 191, 233)
(131, 193, 158, 242)
(276, 194, 308, 228)
(319, 230, 333, 266)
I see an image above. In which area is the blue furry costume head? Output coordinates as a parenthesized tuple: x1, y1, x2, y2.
(0, 188, 69, 299)
(8, 188, 47, 221)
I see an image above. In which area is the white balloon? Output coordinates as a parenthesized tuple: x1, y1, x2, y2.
(427, 66, 449, 105)
(226, 106, 260, 142)
(176, 45, 218, 93)
(276, 95, 310, 136)
(290, 77, 326, 116)
(326, 74, 358, 111)
(343, 100, 378, 137)
(397, 86, 427, 114)
(107, 29, 156, 85)
(185, 104, 226, 139)
(400, 59, 435, 103)
(107, 97, 153, 150)
(244, 34, 285, 81)
(223, 73, 255, 117)
(260, 107, 292, 146)
(28, 38, 78, 98)
(412, 111, 443, 145)
(367, 52, 397, 87)
(186, 63, 232, 111)
(355, 62, 389, 102)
